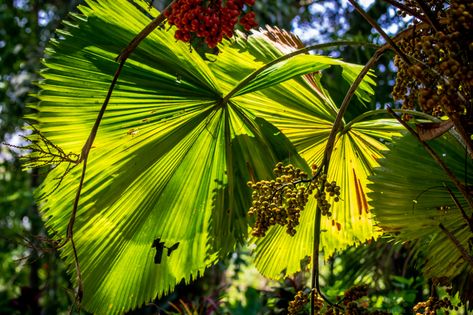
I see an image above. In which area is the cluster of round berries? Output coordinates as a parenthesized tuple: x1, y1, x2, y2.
(392, 0, 472, 122)
(287, 290, 309, 315)
(247, 163, 312, 237)
(413, 296, 459, 315)
(315, 176, 341, 216)
(248, 163, 341, 237)
(165, 0, 258, 48)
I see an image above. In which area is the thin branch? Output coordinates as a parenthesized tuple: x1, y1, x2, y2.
(387, 107, 473, 211)
(310, 46, 388, 315)
(348, 0, 412, 66)
(75, 60, 125, 163)
(438, 223, 473, 268)
(221, 41, 380, 105)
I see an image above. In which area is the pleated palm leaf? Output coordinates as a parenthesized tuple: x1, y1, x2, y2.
(30, 0, 402, 313)
(369, 133, 473, 303)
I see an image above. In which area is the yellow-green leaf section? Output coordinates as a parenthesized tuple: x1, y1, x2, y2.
(216, 31, 403, 279)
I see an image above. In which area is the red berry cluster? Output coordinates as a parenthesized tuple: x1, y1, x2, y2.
(165, 0, 258, 48)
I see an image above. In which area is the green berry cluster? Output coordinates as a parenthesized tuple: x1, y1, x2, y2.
(315, 177, 341, 216)
(248, 163, 341, 237)
(287, 290, 309, 315)
(247, 163, 311, 237)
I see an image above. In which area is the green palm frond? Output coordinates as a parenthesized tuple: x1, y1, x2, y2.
(28, 0, 403, 313)
(369, 133, 473, 282)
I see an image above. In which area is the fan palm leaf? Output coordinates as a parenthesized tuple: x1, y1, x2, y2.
(29, 0, 402, 313)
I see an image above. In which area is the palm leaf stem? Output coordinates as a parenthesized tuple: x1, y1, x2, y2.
(57, 59, 125, 308)
(220, 40, 379, 106)
(342, 109, 439, 133)
(438, 223, 473, 268)
(387, 107, 473, 211)
(310, 46, 389, 315)
(116, 0, 175, 62)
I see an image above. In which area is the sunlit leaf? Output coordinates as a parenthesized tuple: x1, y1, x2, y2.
(28, 0, 398, 313)
(251, 118, 403, 278)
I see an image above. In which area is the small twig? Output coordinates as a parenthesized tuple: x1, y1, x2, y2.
(271, 176, 314, 200)
(348, 0, 412, 66)
(387, 107, 473, 211)
(438, 223, 473, 268)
